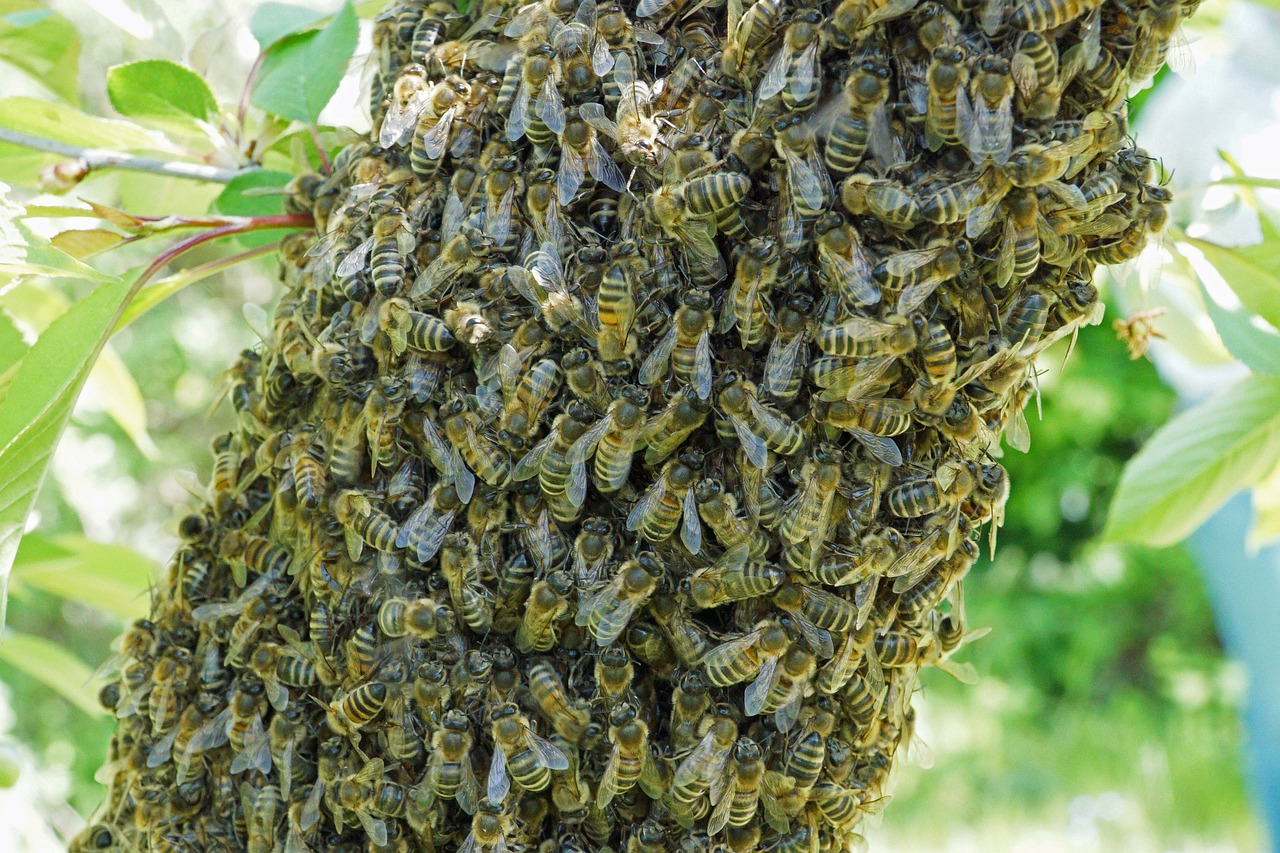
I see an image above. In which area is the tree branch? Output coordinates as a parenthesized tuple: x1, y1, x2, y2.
(0, 127, 254, 183)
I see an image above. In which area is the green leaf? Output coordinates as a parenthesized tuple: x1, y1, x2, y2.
(1210, 176, 1280, 191)
(0, 6, 81, 105)
(0, 308, 26, 376)
(1105, 375, 1280, 547)
(106, 60, 220, 136)
(86, 346, 158, 459)
(0, 275, 131, 629)
(252, 2, 358, 125)
(1201, 283, 1280, 375)
(212, 169, 291, 248)
(1185, 216, 1280, 330)
(1, 189, 108, 280)
(249, 1, 332, 50)
(0, 97, 180, 154)
(0, 629, 102, 716)
(11, 534, 154, 621)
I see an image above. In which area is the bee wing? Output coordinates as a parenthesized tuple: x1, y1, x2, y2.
(626, 477, 668, 533)
(578, 102, 618, 140)
(764, 332, 805, 398)
(785, 148, 832, 214)
(503, 2, 543, 37)
(936, 658, 980, 684)
(851, 427, 903, 468)
(420, 107, 457, 160)
(889, 525, 947, 592)
(380, 90, 430, 148)
(487, 184, 516, 245)
(555, 143, 586, 206)
(514, 430, 557, 481)
(538, 76, 567, 134)
(868, 104, 903, 170)
(976, 90, 1013, 165)
(638, 324, 679, 386)
(758, 43, 790, 102)
(743, 654, 779, 717)
(593, 39, 616, 77)
(265, 678, 289, 713)
(526, 509, 557, 572)
(773, 688, 803, 733)
(788, 43, 820, 105)
(1004, 404, 1031, 452)
(460, 831, 479, 853)
(635, 0, 673, 17)
(499, 343, 523, 404)
(147, 728, 178, 768)
(682, 487, 703, 555)
(588, 137, 627, 193)
(458, 761, 481, 814)
(693, 331, 713, 400)
(864, 0, 920, 26)
(488, 744, 512, 804)
(707, 769, 736, 834)
(597, 749, 621, 808)
(529, 730, 571, 770)
(507, 77, 532, 142)
(883, 245, 942, 278)
(896, 272, 944, 316)
(728, 413, 769, 470)
(566, 416, 610, 467)
(356, 810, 389, 847)
(793, 613, 835, 659)
(337, 236, 373, 278)
(823, 245, 879, 307)
(744, 394, 796, 444)
(995, 218, 1017, 290)
(300, 778, 324, 831)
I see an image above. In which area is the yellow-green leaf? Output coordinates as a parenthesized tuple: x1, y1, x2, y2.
(1106, 375, 1280, 547)
(11, 533, 155, 621)
(0, 629, 103, 715)
(50, 228, 126, 259)
(1185, 215, 1280, 331)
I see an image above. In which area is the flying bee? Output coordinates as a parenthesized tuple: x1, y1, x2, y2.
(598, 702, 660, 807)
(815, 212, 878, 308)
(823, 58, 894, 174)
(410, 225, 497, 300)
(596, 240, 644, 372)
(722, 0, 784, 81)
(379, 63, 431, 147)
(558, 112, 627, 205)
(441, 533, 494, 633)
(507, 44, 567, 142)
(517, 571, 573, 650)
(627, 449, 705, 553)
(924, 45, 969, 152)
(875, 236, 972, 315)
(758, 9, 822, 111)
(959, 54, 1014, 165)
(774, 114, 834, 216)
(762, 292, 813, 405)
(717, 371, 806, 470)
(567, 385, 649, 499)
(580, 53, 662, 167)
(488, 702, 570, 802)
(639, 288, 715, 400)
(577, 553, 662, 646)
(841, 173, 923, 229)
(441, 394, 513, 488)
(724, 236, 782, 348)
(1129, 0, 1194, 83)
(425, 710, 481, 814)
(528, 661, 591, 743)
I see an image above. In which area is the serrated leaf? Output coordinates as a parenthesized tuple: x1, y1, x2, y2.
(106, 60, 220, 136)
(251, 2, 358, 125)
(0, 97, 180, 154)
(1105, 375, 1280, 547)
(0, 629, 102, 715)
(1, 188, 108, 279)
(1185, 216, 1280, 331)
(1201, 283, 1280, 375)
(0, 275, 131, 629)
(50, 228, 126, 259)
(0, 6, 81, 104)
(11, 534, 154, 621)
(249, 1, 332, 50)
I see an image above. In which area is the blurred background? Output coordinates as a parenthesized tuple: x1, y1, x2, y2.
(0, 0, 1277, 851)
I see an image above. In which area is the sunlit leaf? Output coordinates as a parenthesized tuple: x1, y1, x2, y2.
(11, 533, 155, 621)
(0, 629, 103, 715)
(252, 2, 358, 125)
(86, 345, 159, 459)
(1, 189, 106, 279)
(249, 1, 332, 50)
(1185, 216, 1280, 331)
(107, 60, 221, 138)
(1105, 375, 1280, 547)
(0, 5, 82, 105)
(0, 96, 181, 154)
(1201, 283, 1280, 375)
(0, 307, 25, 374)
(50, 228, 126, 259)
(0, 276, 131, 629)
(212, 169, 291, 248)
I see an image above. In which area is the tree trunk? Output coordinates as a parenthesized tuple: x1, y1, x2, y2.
(77, 1, 1186, 850)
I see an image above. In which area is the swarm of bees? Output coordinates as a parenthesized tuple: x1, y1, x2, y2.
(77, 0, 1189, 850)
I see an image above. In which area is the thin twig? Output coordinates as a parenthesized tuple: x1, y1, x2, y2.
(0, 127, 254, 183)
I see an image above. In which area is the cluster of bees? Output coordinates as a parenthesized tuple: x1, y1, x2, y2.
(76, 0, 1186, 850)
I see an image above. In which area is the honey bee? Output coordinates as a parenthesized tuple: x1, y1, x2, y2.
(643, 184, 725, 286)
(840, 173, 923, 229)
(960, 55, 1014, 166)
(578, 553, 662, 646)
(488, 702, 570, 801)
(379, 63, 431, 147)
(598, 702, 660, 808)
(627, 449, 704, 552)
(441, 532, 495, 632)
(695, 478, 772, 560)
(571, 517, 616, 588)
(192, 570, 285, 664)
(830, 0, 921, 44)
(567, 385, 649, 499)
(228, 678, 272, 775)
(686, 544, 783, 610)
(410, 225, 497, 301)
(773, 114, 834, 216)
(669, 710, 737, 826)
(758, 10, 822, 111)
(333, 489, 401, 560)
(460, 799, 515, 853)
(724, 237, 782, 348)
(507, 44, 567, 143)
(426, 710, 481, 814)
(1012, 0, 1103, 31)
(723, 0, 784, 82)
(815, 212, 877, 308)
(824, 58, 894, 174)
(558, 112, 628, 205)
(596, 240, 643, 372)
(640, 289, 715, 400)
(561, 348, 612, 414)
(580, 53, 662, 167)
(642, 387, 711, 466)
(648, 592, 713, 669)
(397, 479, 465, 564)
(442, 394, 514, 488)
(875, 237, 973, 315)
(717, 372, 806, 469)
(762, 292, 813, 405)
(528, 661, 591, 743)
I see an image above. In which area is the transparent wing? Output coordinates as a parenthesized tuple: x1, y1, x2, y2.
(743, 654, 779, 717)
(578, 102, 618, 139)
(557, 144, 587, 207)
(626, 478, 668, 533)
(638, 325, 679, 386)
(488, 745, 511, 804)
(693, 331, 713, 400)
(728, 414, 769, 470)
(682, 488, 703, 555)
(588, 137, 627, 192)
(852, 428, 903, 468)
